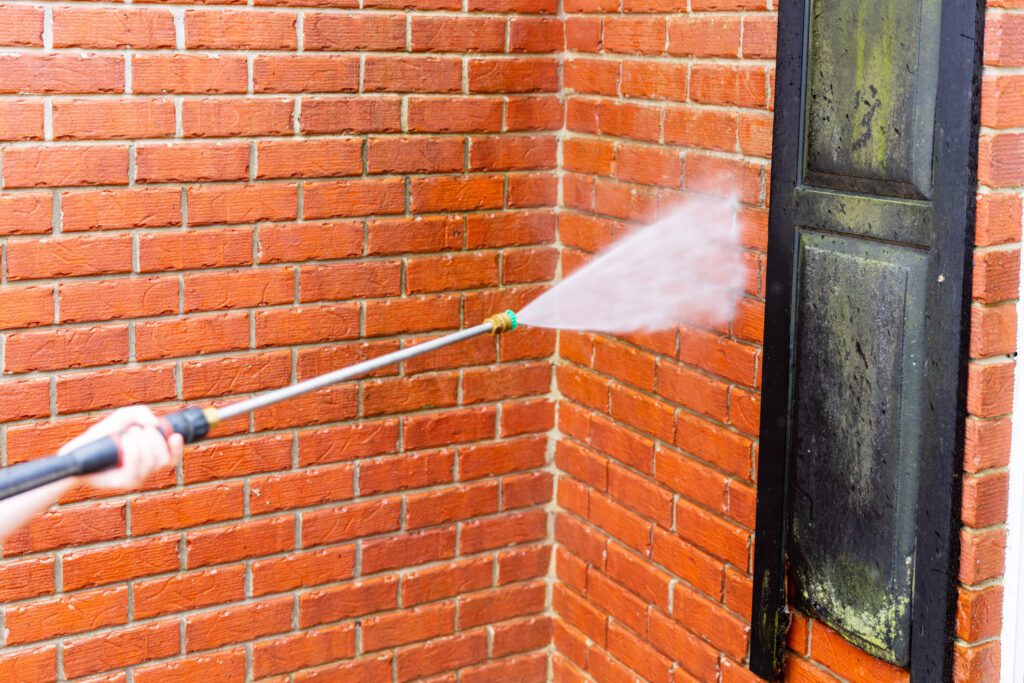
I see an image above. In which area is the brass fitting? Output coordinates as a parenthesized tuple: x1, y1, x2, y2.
(485, 310, 518, 335)
(202, 407, 222, 428)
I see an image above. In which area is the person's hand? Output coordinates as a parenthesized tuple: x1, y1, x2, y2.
(59, 406, 184, 490)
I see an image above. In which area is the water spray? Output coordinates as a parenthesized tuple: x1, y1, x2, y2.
(0, 310, 519, 502)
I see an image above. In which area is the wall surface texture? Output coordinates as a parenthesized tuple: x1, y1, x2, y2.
(0, 0, 1018, 681)
(0, 1, 561, 680)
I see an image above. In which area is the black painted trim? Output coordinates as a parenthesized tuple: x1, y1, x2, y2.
(748, 0, 986, 679)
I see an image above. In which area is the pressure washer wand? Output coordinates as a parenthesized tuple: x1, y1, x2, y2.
(0, 311, 518, 502)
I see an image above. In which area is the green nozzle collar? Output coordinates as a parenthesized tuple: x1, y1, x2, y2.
(505, 310, 518, 331)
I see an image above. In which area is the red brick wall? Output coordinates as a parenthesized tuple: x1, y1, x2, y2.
(550, 1, 772, 681)
(0, 2, 561, 680)
(954, 1, 1024, 680)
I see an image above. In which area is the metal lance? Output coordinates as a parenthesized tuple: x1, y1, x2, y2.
(0, 310, 519, 502)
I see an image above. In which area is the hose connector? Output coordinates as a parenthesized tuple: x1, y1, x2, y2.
(485, 310, 517, 335)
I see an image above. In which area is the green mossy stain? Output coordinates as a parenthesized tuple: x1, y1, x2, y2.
(796, 552, 912, 663)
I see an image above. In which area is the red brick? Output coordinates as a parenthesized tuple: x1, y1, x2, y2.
(985, 12, 1024, 67)
(983, 74, 1024, 129)
(296, 654, 394, 683)
(460, 438, 548, 481)
(134, 650, 246, 683)
(960, 527, 1006, 585)
(305, 12, 404, 50)
(411, 16, 505, 52)
(979, 133, 1024, 187)
(0, 377, 48, 422)
(460, 580, 547, 628)
(975, 193, 1022, 246)
(184, 97, 294, 138)
(186, 597, 292, 652)
(605, 17, 666, 55)
(182, 267, 292, 312)
(962, 470, 1010, 528)
(973, 247, 1020, 303)
(367, 136, 464, 174)
(132, 483, 244, 535)
(6, 587, 127, 645)
(254, 624, 355, 678)
(7, 234, 131, 281)
(302, 498, 402, 547)
(396, 632, 488, 682)
(54, 7, 174, 49)
(967, 360, 1015, 418)
(298, 419, 399, 466)
(0, 556, 54, 602)
(493, 618, 552, 659)
(408, 96, 504, 133)
(257, 138, 362, 179)
(63, 621, 179, 679)
(3, 145, 128, 188)
(404, 405, 496, 449)
(301, 96, 402, 134)
(648, 609, 719, 681)
(606, 620, 672, 683)
(362, 448, 454, 497)
(251, 465, 355, 514)
(406, 482, 499, 529)
(137, 142, 249, 183)
(691, 65, 768, 108)
(185, 9, 296, 49)
(56, 363, 175, 414)
(964, 416, 1012, 473)
(253, 383, 358, 430)
(669, 16, 740, 57)
(300, 260, 402, 302)
(5, 325, 128, 374)
(135, 312, 248, 362)
(53, 99, 174, 140)
(252, 545, 356, 597)
(186, 515, 294, 568)
(621, 60, 688, 101)
(565, 59, 620, 96)
(553, 583, 607, 646)
(469, 58, 560, 93)
(362, 375, 459, 417)
(57, 274, 176, 323)
(254, 55, 359, 93)
(299, 575, 399, 628)
(0, 647, 56, 682)
(403, 556, 493, 606)
(365, 56, 462, 93)
(364, 601, 456, 651)
(133, 53, 248, 94)
(461, 509, 548, 554)
(0, 4, 43, 46)
(956, 584, 1003, 642)
(0, 192, 51, 236)
(135, 565, 246, 619)
(673, 582, 748, 659)
(463, 652, 547, 683)
(63, 535, 179, 591)
(305, 177, 405, 219)
(139, 227, 253, 273)
(503, 471, 554, 509)
(510, 16, 564, 52)
(61, 187, 181, 231)
(811, 622, 910, 683)
(652, 527, 723, 597)
(0, 53, 123, 94)
(953, 641, 1000, 683)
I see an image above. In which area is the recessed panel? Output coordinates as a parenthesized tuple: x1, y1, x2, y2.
(788, 233, 927, 665)
(804, 0, 941, 198)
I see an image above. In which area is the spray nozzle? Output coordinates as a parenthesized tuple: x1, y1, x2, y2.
(485, 310, 517, 335)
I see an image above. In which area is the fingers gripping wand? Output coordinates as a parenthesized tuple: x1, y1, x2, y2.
(0, 311, 518, 502)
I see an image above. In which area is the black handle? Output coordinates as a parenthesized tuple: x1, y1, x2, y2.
(0, 407, 213, 502)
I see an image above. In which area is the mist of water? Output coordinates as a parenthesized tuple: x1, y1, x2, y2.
(517, 194, 745, 333)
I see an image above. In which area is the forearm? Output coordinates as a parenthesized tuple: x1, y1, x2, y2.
(0, 477, 78, 541)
